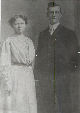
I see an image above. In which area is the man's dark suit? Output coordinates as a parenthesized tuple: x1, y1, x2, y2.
(34, 24, 79, 113)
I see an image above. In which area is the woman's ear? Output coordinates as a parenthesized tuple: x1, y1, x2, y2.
(59, 12, 62, 20)
(59, 8, 62, 19)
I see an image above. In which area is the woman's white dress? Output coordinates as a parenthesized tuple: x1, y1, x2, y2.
(0, 35, 37, 113)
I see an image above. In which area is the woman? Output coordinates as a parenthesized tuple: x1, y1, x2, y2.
(0, 15, 37, 113)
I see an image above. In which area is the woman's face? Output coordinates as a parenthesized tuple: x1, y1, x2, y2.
(12, 17, 26, 34)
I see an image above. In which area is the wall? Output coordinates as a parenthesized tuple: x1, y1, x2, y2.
(1, 0, 48, 46)
(1, 0, 77, 47)
(74, 1, 80, 111)
(74, 0, 80, 43)
(1, 0, 80, 112)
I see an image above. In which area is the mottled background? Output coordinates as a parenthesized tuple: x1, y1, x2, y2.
(1, 0, 80, 45)
(1, 0, 80, 112)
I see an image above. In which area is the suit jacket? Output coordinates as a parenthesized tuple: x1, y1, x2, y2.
(34, 24, 80, 113)
(34, 24, 79, 81)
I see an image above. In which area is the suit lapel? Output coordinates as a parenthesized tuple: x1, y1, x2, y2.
(52, 24, 62, 36)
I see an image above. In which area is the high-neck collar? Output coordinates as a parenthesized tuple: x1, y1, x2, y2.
(13, 34, 25, 38)
(49, 22, 60, 35)
(49, 22, 60, 31)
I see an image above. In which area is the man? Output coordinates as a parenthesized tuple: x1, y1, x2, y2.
(34, 2, 79, 113)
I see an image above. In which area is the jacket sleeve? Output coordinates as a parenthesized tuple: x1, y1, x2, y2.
(70, 32, 80, 71)
(35, 33, 43, 57)
(34, 33, 43, 79)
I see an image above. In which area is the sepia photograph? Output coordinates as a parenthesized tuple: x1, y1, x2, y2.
(0, 0, 80, 113)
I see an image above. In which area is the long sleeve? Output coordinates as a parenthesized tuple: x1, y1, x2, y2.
(26, 39, 35, 66)
(1, 39, 11, 66)
(29, 40, 35, 62)
(34, 33, 43, 68)
(0, 38, 12, 92)
(69, 32, 80, 71)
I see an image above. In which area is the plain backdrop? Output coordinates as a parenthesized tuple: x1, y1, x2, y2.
(1, 0, 80, 112)
(1, 0, 80, 47)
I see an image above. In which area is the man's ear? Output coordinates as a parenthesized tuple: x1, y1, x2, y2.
(47, 10, 49, 17)
(47, 12, 48, 17)
(47, 7, 50, 17)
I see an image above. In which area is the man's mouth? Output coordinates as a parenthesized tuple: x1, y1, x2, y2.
(52, 17, 56, 19)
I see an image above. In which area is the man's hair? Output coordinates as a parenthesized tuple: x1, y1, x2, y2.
(47, 2, 62, 14)
(48, 2, 59, 8)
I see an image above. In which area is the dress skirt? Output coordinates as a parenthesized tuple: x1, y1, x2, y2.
(0, 65, 37, 113)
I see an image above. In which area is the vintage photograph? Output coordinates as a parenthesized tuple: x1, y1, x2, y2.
(0, 0, 80, 113)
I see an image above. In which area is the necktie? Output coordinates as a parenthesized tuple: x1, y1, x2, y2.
(49, 27, 54, 35)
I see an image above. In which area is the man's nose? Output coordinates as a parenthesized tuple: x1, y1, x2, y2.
(51, 12, 55, 17)
(18, 24, 21, 28)
(53, 12, 56, 16)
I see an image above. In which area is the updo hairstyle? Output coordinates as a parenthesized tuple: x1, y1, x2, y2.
(8, 14, 27, 27)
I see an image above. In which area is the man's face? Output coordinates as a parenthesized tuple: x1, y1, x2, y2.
(48, 6, 61, 25)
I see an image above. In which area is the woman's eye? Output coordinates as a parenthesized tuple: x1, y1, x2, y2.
(15, 23, 24, 25)
(14, 23, 18, 25)
(21, 23, 24, 24)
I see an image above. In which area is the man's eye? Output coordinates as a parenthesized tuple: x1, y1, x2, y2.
(55, 11, 59, 13)
(50, 12, 54, 14)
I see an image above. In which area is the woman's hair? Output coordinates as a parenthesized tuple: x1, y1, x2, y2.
(8, 14, 27, 27)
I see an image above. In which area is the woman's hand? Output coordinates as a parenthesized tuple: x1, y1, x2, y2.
(0, 65, 12, 95)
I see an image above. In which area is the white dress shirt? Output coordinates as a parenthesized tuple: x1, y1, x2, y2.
(49, 23, 60, 35)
